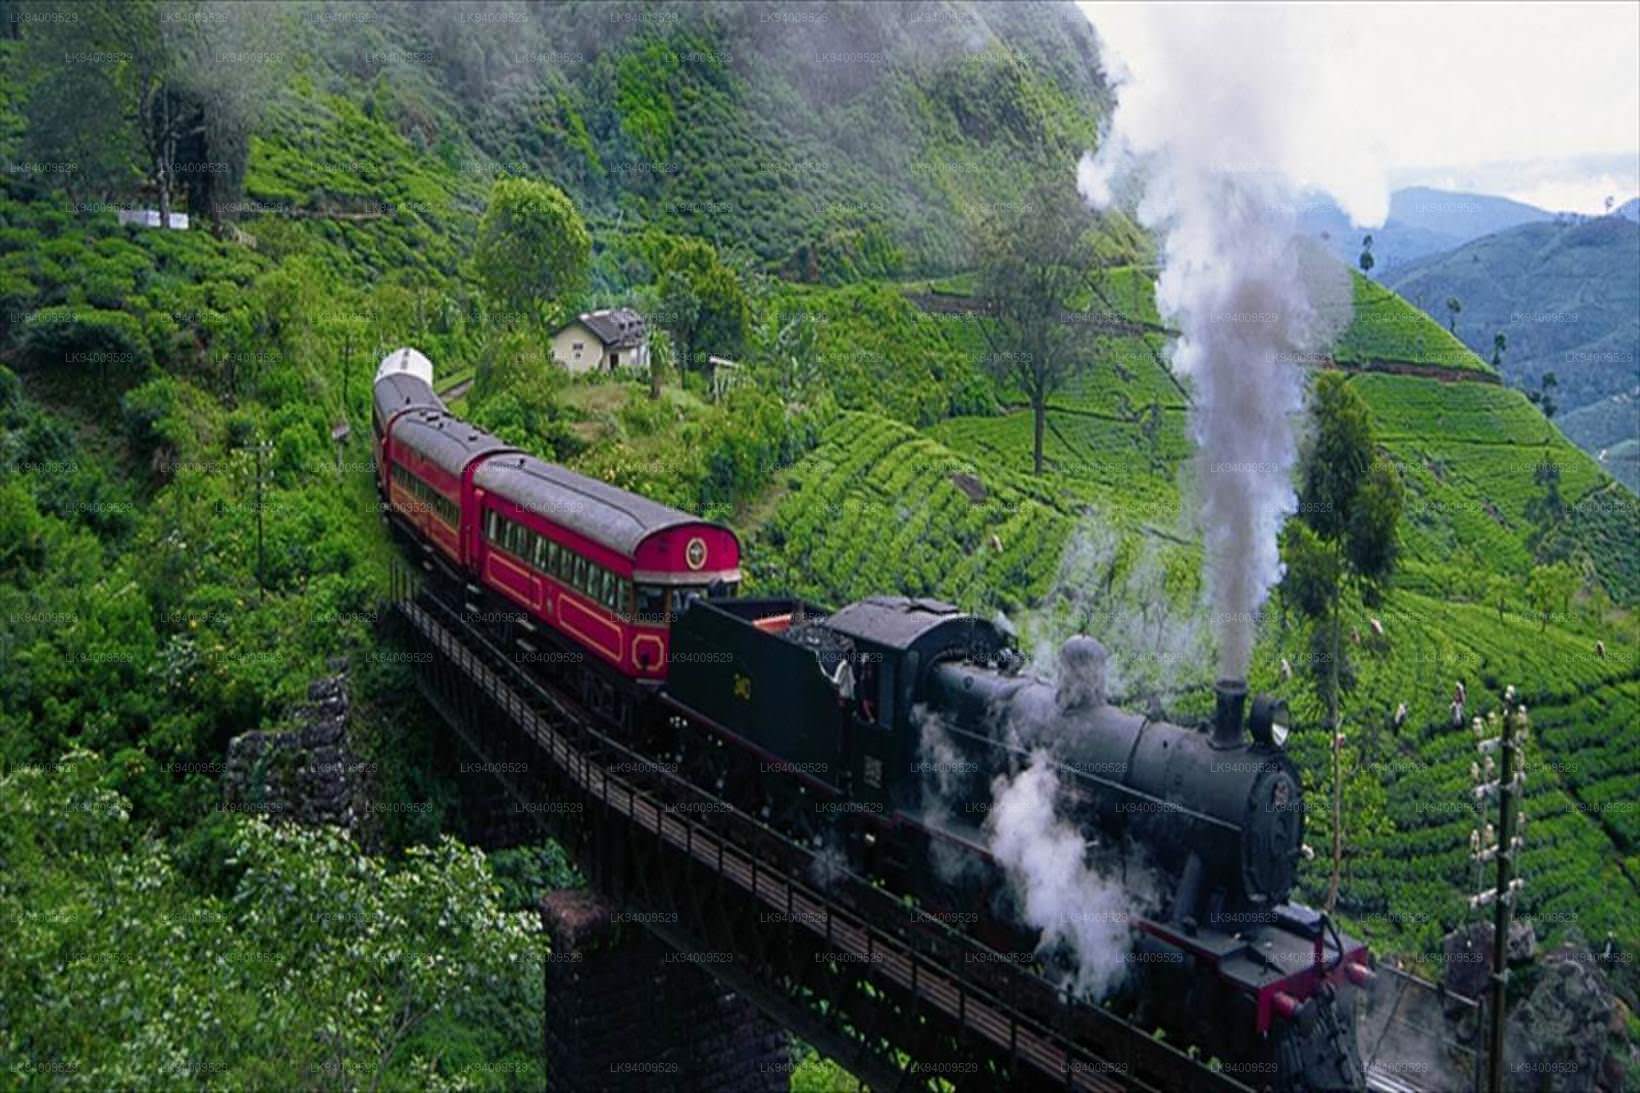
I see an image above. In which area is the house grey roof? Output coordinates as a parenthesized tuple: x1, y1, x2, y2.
(574, 308, 647, 350)
(824, 596, 972, 652)
(373, 372, 444, 427)
(474, 452, 730, 558)
(391, 411, 515, 479)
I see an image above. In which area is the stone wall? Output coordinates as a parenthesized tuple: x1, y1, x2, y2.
(222, 659, 366, 833)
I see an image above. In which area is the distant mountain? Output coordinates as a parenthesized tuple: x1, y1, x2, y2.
(1383, 214, 1640, 481)
(1560, 394, 1640, 492)
(1618, 197, 1640, 223)
(1301, 186, 1555, 273)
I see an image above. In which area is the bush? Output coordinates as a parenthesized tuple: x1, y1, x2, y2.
(19, 305, 154, 375)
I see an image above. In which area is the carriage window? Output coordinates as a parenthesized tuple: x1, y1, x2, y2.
(636, 584, 666, 625)
(573, 556, 587, 592)
(601, 571, 618, 611)
(619, 580, 634, 620)
(546, 541, 559, 575)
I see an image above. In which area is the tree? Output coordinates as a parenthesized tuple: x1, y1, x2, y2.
(975, 175, 1100, 475)
(20, 1, 269, 227)
(656, 267, 702, 374)
(473, 178, 590, 330)
(1487, 573, 1512, 622)
(1280, 371, 1404, 911)
(1445, 296, 1462, 334)
(1539, 371, 1558, 418)
(1526, 562, 1578, 632)
(1358, 234, 1375, 277)
(17, 5, 139, 206)
(646, 234, 748, 375)
(1492, 332, 1507, 369)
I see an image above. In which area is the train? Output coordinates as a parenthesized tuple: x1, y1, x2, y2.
(373, 349, 1371, 1091)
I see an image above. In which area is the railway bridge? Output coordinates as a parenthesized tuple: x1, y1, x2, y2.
(386, 563, 1472, 1093)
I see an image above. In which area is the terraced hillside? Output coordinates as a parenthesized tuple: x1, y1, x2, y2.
(749, 264, 1639, 972)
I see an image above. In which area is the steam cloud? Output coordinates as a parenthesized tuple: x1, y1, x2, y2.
(1078, 8, 1354, 678)
(985, 753, 1136, 1001)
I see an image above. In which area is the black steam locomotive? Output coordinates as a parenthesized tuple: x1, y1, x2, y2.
(663, 595, 1371, 1091)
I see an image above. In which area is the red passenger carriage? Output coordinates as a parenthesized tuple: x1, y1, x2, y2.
(372, 350, 740, 682)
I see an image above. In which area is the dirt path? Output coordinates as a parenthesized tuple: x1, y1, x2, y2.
(1322, 357, 1502, 385)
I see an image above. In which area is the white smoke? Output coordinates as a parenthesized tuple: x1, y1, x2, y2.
(1079, 7, 1356, 678)
(1018, 517, 1214, 699)
(915, 705, 984, 885)
(985, 753, 1136, 1000)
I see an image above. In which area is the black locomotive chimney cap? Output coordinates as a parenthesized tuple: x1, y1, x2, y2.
(1212, 678, 1247, 748)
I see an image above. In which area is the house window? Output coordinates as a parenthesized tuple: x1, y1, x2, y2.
(610, 352, 619, 367)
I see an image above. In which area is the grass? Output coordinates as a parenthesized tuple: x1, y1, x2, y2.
(749, 412, 1072, 617)
(1332, 272, 1496, 375)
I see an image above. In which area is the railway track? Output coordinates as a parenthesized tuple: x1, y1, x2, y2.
(396, 586, 1258, 1093)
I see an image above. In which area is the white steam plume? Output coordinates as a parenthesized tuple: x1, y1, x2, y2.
(985, 753, 1135, 1000)
(1079, 7, 1355, 678)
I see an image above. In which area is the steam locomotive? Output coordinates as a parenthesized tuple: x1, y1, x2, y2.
(373, 351, 1371, 1091)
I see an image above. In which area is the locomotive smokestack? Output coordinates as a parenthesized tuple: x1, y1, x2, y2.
(1212, 679, 1247, 747)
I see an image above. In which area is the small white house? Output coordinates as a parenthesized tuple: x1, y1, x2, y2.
(550, 308, 649, 374)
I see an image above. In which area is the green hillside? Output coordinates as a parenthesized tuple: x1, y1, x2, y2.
(1385, 215, 1640, 473)
(232, 0, 1140, 283)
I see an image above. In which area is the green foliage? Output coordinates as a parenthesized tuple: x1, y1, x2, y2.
(18, 305, 154, 376)
(1526, 561, 1580, 632)
(752, 412, 1071, 616)
(473, 177, 590, 328)
(1332, 272, 1493, 374)
(645, 232, 749, 371)
(0, 753, 545, 1090)
(774, 282, 995, 427)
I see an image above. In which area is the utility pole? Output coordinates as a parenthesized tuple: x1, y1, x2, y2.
(234, 437, 274, 604)
(1469, 687, 1529, 1093)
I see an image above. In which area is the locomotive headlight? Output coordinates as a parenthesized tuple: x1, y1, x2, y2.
(1249, 694, 1290, 748)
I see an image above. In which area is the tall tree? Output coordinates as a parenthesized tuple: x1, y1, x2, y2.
(974, 176, 1100, 475)
(1280, 372, 1404, 911)
(1445, 295, 1462, 334)
(646, 234, 748, 374)
(1358, 234, 1375, 277)
(19, 1, 267, 226)
(473, 178, 590, 330)
(1527, 371, 1559, 418)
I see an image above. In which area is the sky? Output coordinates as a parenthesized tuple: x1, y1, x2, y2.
(1077, 1, 1640, 220)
